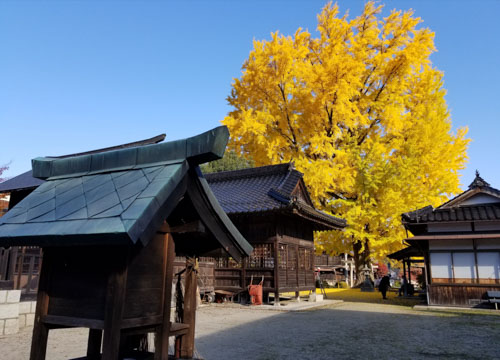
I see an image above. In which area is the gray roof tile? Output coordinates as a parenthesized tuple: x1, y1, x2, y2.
(205, 163, 345, 229)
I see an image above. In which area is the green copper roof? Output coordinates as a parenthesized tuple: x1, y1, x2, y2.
(32, 126, 229, 180)
(0, 126, 252, 259)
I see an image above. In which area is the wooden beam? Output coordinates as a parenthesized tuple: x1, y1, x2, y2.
(101, 247, 129, 360)
(87, 329, 103, 360)
(171, 221, 206, 234)
(155, 233, 176, 360)
(42, 315, 104, 329)
(179, 257, 198, 358)
(158, 220, 206, 234)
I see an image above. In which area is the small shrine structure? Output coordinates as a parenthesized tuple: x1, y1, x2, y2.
(205, 164, 346, 303)
(402, 172, 500, 307)
(0, 126, 252, 359)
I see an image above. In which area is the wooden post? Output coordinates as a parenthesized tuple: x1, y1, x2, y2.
(27, 255, 35, 293)
(16, 247, 25, 289)
(274, 239, 280, 306)
(87, 329, 103, 359)
(295, 244, 299, 301)
(403, 259, 407, 290)
(29, 249, 52, 360)
(102, 247, 129, 360)
(7, 246, 18, 282)
(241, 257, 246, 298)
(0, 248, 9, 281)
(179, 257, 198, 358)
(407, 260, 411, 296)
(155, 233, 176, 360)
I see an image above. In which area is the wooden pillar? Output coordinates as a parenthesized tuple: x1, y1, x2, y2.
(155, 233, 176, 360)
(241, 257, 246, 300)
(26, 255, 35, 293)
(0, 248, 9, 280)
(7, 246, 18, 282)
(274, 239, 280, 305)
(101, 247, 129, 360)
(179, 257, 198, 358)
(295, 245, 299, 297)
(16, 247, 25, 289)
(29, 249, 52, 360)
(87, 329, 103, 359)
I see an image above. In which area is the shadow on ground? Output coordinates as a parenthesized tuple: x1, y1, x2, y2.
(195, 302, 500, 360)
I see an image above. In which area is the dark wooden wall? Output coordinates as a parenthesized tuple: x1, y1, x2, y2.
(214, 214, 316, 296)
(428, 284, 500, 306)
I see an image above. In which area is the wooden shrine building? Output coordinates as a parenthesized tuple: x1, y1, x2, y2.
(0, 136, 167, 295)
(205, 164, 346, 302)
(0, 126, 252, 360)
(402, 172, 500, 307)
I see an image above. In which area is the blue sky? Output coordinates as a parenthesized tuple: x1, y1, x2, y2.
(1, 0, 499, 190)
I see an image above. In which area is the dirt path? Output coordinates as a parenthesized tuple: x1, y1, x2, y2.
(1, 302, 499, 359)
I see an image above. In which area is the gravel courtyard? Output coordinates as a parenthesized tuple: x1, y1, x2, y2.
(1, 301, 499, 360)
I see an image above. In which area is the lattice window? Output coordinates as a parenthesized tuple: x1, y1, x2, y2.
(305, 249, 312, 270)
(299, 248, 306, 270)
(215, 257, 242, 269)
(249, 244, 274, 268)
(278, 244, 287, 269)
(288, 246, 296, 271)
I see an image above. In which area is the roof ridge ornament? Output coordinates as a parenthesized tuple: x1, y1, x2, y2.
(468, 170, 490, 189)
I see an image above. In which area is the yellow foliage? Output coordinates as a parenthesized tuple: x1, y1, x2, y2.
(223, 2, 469, 260)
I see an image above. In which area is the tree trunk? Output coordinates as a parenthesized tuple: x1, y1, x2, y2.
(352, 240, 371, 286)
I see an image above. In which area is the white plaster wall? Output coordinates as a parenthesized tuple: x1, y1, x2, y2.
(460, 194, 500, 206)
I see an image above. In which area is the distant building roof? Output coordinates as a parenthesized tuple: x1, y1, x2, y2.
(402, 204, 500, 223)
(0, 170, 44, 192)
(387, 245, 423, 261)
(0, 127, 252, 260)
(402, 172, 500, 225)
(205, 163, 346, 230)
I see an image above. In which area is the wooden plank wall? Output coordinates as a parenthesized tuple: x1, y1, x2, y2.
(429, 284, 500, 306)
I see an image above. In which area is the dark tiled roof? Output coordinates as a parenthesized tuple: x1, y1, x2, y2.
(205, 164, 296, 213)
(0, 171, 44, 192)
(403, 173, 500, 225)
(0, 127, 252, 259)
(436, 172, 500, 209)
(469, 170, 490, 189)
(205, 164, 346, 229)
(402, 204, 500, 223)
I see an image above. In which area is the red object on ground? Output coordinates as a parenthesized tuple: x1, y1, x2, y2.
(248, 276, 263, 305)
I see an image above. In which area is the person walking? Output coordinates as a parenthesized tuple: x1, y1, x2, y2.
(398, 275, 408, 297)
(378, 275, 390, 299)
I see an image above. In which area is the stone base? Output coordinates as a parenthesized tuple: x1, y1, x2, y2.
(0, 290, 21, 336)
(309, 293, 323, 302)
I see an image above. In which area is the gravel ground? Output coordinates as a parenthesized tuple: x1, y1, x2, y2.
(1, 302, 499, 360)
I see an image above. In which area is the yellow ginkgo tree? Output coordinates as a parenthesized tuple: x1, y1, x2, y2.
(223, 2, 469, 280)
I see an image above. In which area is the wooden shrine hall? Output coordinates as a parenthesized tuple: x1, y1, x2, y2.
(401, 172, 500, 307)
(205, 164, 346, 303)
(0, 126, 252, 360)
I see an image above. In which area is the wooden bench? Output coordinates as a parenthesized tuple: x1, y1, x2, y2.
(487, 291, 500, 310)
